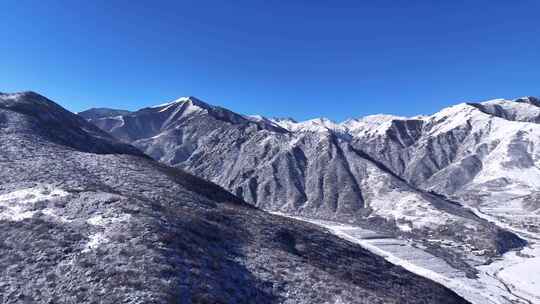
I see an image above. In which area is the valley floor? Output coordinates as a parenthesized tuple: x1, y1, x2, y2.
(272, 212, 540, 304)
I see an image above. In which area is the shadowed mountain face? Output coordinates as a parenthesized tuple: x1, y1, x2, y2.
(82, 96, 527, 268)
(0, 91, 470, 303)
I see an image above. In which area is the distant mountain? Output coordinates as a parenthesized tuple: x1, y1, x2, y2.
(78, 107, 132, 121)
(352, 97, 540, 219)
(0, 91, 470, 303)
(82, 96, 527, 273)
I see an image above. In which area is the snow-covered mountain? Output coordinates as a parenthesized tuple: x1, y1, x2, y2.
(0, 91, 474, 303)
(353, 97, 540, 233)
(83, 96, 529, 275)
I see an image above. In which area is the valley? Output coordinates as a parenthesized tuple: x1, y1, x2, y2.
(276, 212, 539, 304)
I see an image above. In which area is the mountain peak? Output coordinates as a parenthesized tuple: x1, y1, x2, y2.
(1, 91, 54, 104)
(0, 91, 72, 119)
(0, 90, 43, 99)
(150, 96, 207, 109)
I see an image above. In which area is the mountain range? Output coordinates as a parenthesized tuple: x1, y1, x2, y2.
(80, 95, 540, 273)
(0, 91, 474, 303)
(3, 90, 540, 303)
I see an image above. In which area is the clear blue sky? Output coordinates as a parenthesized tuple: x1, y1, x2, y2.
(2, 1, 539, 121)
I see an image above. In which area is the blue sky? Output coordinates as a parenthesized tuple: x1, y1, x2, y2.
(1, 1, 539, 121)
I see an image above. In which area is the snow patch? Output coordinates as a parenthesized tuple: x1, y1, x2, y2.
(82, 233, 109, 253)
(83, 212, 131, 252)
(87, 213, 131, 226)
(426, 103, 478, 136)
(0, 186, 69, 222)
(0, 187, 68, 204)
(109, 115, 125, 129)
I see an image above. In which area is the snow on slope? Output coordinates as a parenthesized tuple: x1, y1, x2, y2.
(273, 114, 406, 135)
(271, 117, 346, 133)
(0, 186, 69, 221)
(479, 97, 540, 123)
(470, 118, 540, 190)
(361, 165, 451, 232)
(425, 103, 478, 136)
(342, 114, 405, 136)
(84, 213, 132, 252)
(423, 102, 540, 193)
(344, 99, 540, 212)
(150, 96, 192, 109)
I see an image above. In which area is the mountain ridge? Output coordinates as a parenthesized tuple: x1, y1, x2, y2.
(0, 91, 146, 157)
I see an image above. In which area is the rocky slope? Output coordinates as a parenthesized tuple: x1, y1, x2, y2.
(0, 91, 470, 303)
(83, 96, 526, 269)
